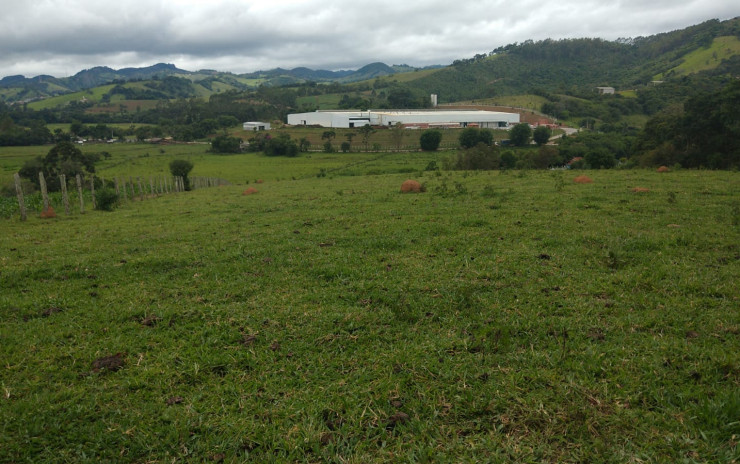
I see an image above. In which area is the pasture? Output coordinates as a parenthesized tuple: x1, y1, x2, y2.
(1, 148, 738, 462)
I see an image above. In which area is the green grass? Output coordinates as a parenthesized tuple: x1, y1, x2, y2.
(656, 36, 740, 79)
(449, 94, 550, 111)
(27, 85, 117, 110)
(1, 153, 739, 462)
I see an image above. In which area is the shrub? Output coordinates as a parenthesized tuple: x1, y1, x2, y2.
(210, 135, 242, 153)
(459, 128, 493, 149)
(452, 143, 500, 170)
(169, 159, 194, 191)
(420, 130, 443, 151)
(264, 134, 299, 157)
(585, 148, 617, 169)
(95, 188, 119, 211)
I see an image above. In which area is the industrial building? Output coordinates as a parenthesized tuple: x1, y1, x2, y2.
(286, 110, 520, 129)
(243, 121, 271, 131)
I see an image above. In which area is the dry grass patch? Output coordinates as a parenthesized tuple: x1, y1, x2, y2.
(632, 187, 650, 193)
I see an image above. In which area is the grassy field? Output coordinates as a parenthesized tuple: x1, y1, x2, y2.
(1, 150, 739, 462)
(656, 36, 740, 80)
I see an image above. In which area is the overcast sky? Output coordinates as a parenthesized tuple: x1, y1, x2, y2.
(1, 0, 737, 78)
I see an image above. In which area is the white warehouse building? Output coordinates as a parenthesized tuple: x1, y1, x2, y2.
(287, 110, 519, 129)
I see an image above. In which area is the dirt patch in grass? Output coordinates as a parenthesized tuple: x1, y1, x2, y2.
(140, 315, 160, 326)
(242, 187, 258, 195)
(400, 180, 423, 193)
(92, 353, 125, 373)
(42, 307, 63, 317)
(573, 176, 593, 184)
(632, 187, 650, 193)
(386, 412, 410, 430)
(166, 396, 184, 405)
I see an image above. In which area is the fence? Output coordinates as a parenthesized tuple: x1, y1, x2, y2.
(8, 172, 229, 221)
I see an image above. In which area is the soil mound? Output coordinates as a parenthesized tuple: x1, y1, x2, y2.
(573, 175, 593, 184)
(40, 206, 56, 218)
(400, 180, 422, 193)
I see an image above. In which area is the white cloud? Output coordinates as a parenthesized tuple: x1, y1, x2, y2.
(0, 0, 736, 77)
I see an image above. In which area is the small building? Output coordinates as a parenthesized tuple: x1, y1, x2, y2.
(243, 121, 271, 131)
(286, 110, 519, 129)
(596, 87, 615, 95)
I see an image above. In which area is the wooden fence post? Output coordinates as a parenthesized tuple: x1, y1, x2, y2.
(122, 178, 129, 203)
(14, 173, 27, 221)
(39, 172, 50, 213)
(75, 174, 84, 213)
(137, 177, 144, 200)
(60, 174, 71, 215)
(90, 177, 96, 210)
(114, 177, 121, 199)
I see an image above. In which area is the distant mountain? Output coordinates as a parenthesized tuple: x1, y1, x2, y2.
(1, 16, 737, 107)
(0, 61, 433, 104)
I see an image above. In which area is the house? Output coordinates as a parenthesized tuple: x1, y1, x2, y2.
(243, 122, 271, 131)
(596, 87, 615, 95)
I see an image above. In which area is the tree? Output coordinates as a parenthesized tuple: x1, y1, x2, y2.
(585, 148, 617, 169)
(264, 134, 298, 157)
(452, 143, 500, 170)
(299, 137, 311, 152)
(533, 125, 552, 146)
(459, 127, 493, 149)
(321, 130, 336, 152)
(169, 159, 194, 190)
(509, 123, 533, 146)
(19, 141, 100, 192)
(390, 122, 405, 149)
(420, 129, 442, 151)
(211, 135, 242, 153)
(358, 124, 375, 151)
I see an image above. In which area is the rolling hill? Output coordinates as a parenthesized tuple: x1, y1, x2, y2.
(1, 17, 737, 118)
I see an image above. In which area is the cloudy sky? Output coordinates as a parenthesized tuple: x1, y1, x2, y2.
(1, 0, 737, 78)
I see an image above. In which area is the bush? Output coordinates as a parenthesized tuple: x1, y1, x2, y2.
(95, 188, 119, 211)
(459, 128, 493, 149)
(210, 135, 242, 153)
(420, 130, 443, 151)
(452, 143, 500, 170)
(169, 159, 194, 191)
(264, 134, 298, 157)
